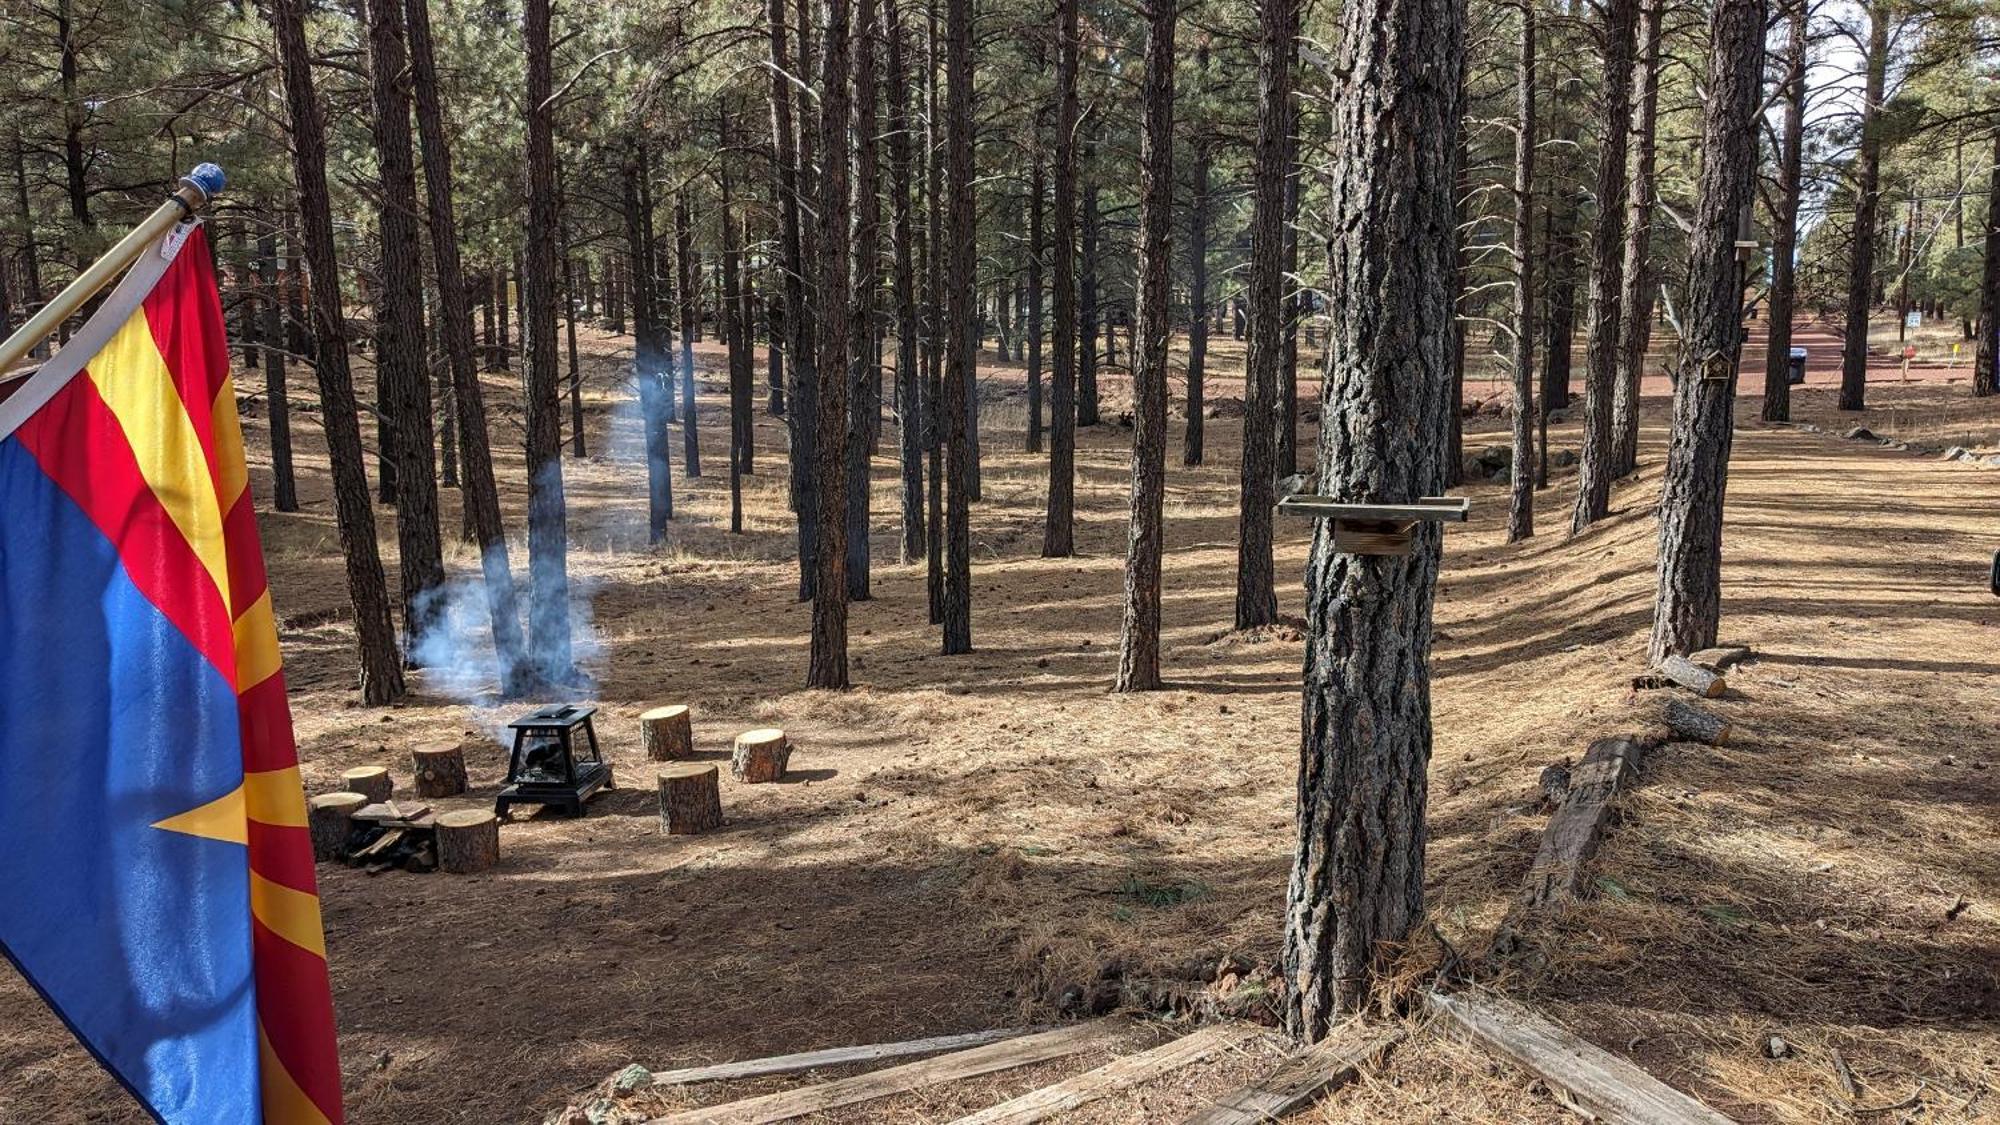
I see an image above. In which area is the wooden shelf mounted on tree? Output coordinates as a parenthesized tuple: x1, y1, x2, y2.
(1275, 495, 1470, 557)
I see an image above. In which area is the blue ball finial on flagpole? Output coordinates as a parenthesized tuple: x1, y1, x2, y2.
(183, 163, 226, 202)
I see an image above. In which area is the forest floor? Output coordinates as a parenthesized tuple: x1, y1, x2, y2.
(0, 323, 1995, 1124)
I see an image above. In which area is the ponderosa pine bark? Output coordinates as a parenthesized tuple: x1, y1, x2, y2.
(1611, 0, 1662, 475)
(1840, 0, 1889, 412)
(1027, 136, 1046, 454)
(259, 230, 299, 514)
(1762, 0, 1808, 421)
(269, 0, 404, 703)
(924, 0, 945, 616)
(1078, 177, 1100, 429)
(1569, 0, 1638, 533)
(1977, 124, 2000, 398)
(362, 0, 446, 658)
(886, 0, 925, 561)
(406, 0, 527, 693)
(1649, 0, 1766, 661)
(848, 0, 881, 601)
(810, 0, 855, 687)
(1114, 0, 1175, 694)
(1507, 0, 1536, 544)
(1276, 106, 1302, 480)
(1237, 0, 1297, 629)
(719, 124, 747, 535)
(1185, 133, 1211, 468)
(1281, 0, 1463, 1036)
(624, 150, 674, 540)
(523, 0, 573, 686)
(1042, 0, 1080, 558)
(940, 0, 974, 655)
(675, 194, 702, 475)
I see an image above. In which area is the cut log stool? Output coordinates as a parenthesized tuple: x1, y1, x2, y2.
(411, 743, 469, 798)
(308, 792, 368, 862)
(642, 705, 696, 761)
(435, 809, 500, 874)
(732, 728, 790, 783)
(341, 765, 394, 803)
(658, 764, 724, 834)
(1664, 699, 1732, 746)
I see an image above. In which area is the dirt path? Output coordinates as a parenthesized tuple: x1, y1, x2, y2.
(0, 329, 1993, 1124)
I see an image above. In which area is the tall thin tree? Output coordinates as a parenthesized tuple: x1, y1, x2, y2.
(1507, 0, 1536, 543)
(939, 0, 974, 654)
(887, 0, 925, 560)
(1762, 0, 1810, 421)
(1839, 0, 1889, 412)
(1611, 0, 1663, 475)
(1042, 0, 1080, 557)
(810, 0, 856, 687)
(523, 0, 573, 685)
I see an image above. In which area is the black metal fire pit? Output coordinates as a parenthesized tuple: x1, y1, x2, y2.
(495, 704, 611, 819)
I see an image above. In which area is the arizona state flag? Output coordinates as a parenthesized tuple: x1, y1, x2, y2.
(0, 222, 342, 1122)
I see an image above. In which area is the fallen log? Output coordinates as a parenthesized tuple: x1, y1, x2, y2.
(1518, 737, 1648, 907)
(1182, 1023, 1403, 1124)
(1655, 655, 1726, 699)
(950, 1023, 1262, 1125)
(1688, 645, 1751, 673)
(1663, 700, 1731, 747)
(1428, 990, 1737, 1124)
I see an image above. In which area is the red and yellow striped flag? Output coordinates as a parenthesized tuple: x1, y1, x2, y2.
(0, 221, 343, 1123)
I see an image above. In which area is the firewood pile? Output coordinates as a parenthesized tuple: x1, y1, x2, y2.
(333, 801, 440, 874)
(308, 763, 500, 875)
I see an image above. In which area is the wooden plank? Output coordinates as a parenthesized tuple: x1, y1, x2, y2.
(1518, 737, 1647, 907)
(647, 1019, 1137, 1125)
(1429, 991, 1737, 1125)
(1182, 1024, 1403, 1124)
(646, 1027, 1051, 1087)
(1277, 495, 1470, 523)
(949, 1023, 1261, 1125)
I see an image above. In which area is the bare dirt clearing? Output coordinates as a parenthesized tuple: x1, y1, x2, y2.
(1, 328, 1995, 1124)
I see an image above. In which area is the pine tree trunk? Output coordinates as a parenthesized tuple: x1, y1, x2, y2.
(940, 0, 974, 655)
(1041, 0, 1080, 558)
(625, 152, 674, 541)
(1569, 0, 1638, 532)
(1761, 0, 1808, 420)
(848, 0, 882, 601)
(523, 0, 573, 687)
(268, 0, 405, 703)
(407, 0, 527, 691)
(676, 195, 702, 475)
(810, 0, 855, 687)
(1282, 0, 1462, 1037)
(1276, 107, 1302, 480)
(925, 0, 946, 614)
(260, 230, 300, 514)
(886, 0, 925, 563)
(1185, 135, 1210, 468)
(1611, 0, 1662, 475)
(1840, 1, 1889, 413)
(720, 127, 746, 536)
(1027, 135, 1047, 455)
(1649, 0, 1765, 661)
(1507, 1, 1536, 544)
(1237, 0, 1296, 629)
(1977, 125, 2000, 398)
(1114, 0, 1175, 693)
(1078, 179, 1100, 428)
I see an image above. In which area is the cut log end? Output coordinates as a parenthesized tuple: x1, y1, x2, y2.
(642, 704, 696, 761)
(307, 792, 368, 862)
(341, 765, 394, 803)
(435, 809, 500, 874)
(658, 764, 724, 835)
(732, 728, 791, 784)
(411, 743, 469, 798)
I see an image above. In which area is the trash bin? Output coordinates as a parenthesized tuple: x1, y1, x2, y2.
(1787, 346, 1807, 386)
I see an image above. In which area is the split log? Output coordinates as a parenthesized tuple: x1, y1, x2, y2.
(1664, 700, 1731, 746)
(411, 743, 468, 798)
(1656, 655, 1726, 698)
(341, 765, 394, 803)
(435, 809, 500, 874)
(732, 728, 790, 783)
(641, 704, 695, 761)
(308, 792, 367, 861)
(1518, 736, 1648, 907)
(657, 764, 723, 835)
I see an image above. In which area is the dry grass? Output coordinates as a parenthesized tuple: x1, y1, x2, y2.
(0, 323, 1995, 1124)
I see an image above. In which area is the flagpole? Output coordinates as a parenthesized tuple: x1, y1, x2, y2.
(0, 164, 226, 378)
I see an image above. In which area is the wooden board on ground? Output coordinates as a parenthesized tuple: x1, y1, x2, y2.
(948, 1023, 1262, 1125)
(647, 1018, 1137, 1125)
(1428, 991, 1737, 1125)
(1519, 736, 1647, 907)
(1182, 1023, 1403, 1124)
(646, 1027, 1053, 1088)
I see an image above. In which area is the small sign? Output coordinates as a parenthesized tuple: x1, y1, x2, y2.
(1905, 311, 1922, 330)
